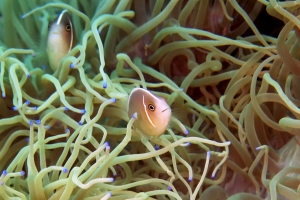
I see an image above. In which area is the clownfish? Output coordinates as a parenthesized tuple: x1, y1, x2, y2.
(47, 10, 75, 71)
(127, 88, 172, 137)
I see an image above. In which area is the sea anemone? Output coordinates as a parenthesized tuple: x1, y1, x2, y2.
(0, 0, 299, 199)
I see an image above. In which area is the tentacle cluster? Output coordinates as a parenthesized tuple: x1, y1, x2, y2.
(0, 0, 300, 200)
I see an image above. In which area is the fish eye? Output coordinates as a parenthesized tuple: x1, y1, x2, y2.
(65, 24, 71, 32)
(148, 104, 155, 111)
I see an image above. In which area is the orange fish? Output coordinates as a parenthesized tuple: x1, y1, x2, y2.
(127, 88, 172, 137)
(47, 10, 75, 71)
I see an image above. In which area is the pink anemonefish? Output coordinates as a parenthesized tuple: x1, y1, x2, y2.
(127, 88, 172, 137)
(47, 10, 75, 71)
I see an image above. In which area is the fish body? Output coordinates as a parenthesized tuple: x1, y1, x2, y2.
(127, 88, 172, 137)
(47, 10, 74, 71)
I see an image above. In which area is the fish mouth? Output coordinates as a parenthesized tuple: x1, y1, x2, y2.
(162, 108, 170, 113)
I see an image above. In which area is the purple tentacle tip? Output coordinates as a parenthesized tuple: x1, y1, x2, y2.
(110, 178, 114, 182)
(29, 120, 33, 126)
(78, 121, 83, 125)
(64, 107, 69, 111)
(111, 98, 116, 103)
(104, 142, 109, 147)
(155, 145, 159, 150)
(207, 151, 211, 157)
(188, 177, 192, 182)
(168, 186, 172, 191)
(2, 94, 5, 98)
(36, 120, 41, 124)
(66, 128, 70, 133)
(45, 125, 50, 130)
(184, 130, 189, 135)
(2, 170, 7, 176)
(132, 112, 137, 119)
(26, 74, 30, 78)
(12, 106, 17, 111)
(81, 109, 86, 114)
(103, 81, 107, 89)
(25, 100, 30, 105)
(33, 107, 37, 110)
(26, 137, 29, 143)
(62, 168, 68, 173)
(20, 171, 25, 176)
(70, 63, 74, 68)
